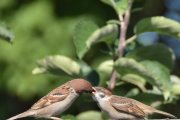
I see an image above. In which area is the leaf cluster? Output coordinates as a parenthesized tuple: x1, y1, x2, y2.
(1, 0, 180, 119)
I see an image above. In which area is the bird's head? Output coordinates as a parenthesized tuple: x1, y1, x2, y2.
(92, 87, 112, 102)
(69, 78, 94, 94)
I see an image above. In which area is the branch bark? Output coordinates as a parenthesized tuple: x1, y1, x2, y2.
(108, 0, 134, 90)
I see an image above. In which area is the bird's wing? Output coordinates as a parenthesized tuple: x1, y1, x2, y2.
(31, 83, 70, 110)
(110, 95, 146, 117)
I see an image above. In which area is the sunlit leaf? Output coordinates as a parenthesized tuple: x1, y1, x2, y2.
(0, 26, 14, 43)
(62, 115, 77, 120)
(107, 19, 120, 25)
(32, 55, 81, 77)
(86, 24, 118, 48)
(114, 58, 173, 99)
(125, 88, 140, 97)
(172, 84, 180, 95)
(121, 74, 146, 91)
(114, 58, 156, 86)
(134, 16, 180, 39)
(141, 60, 172, 99)
(76, 111, 103, 120)
(114, 58, 152, 91)
(170, 75, 180, 84)
(97, 60, 113, 86)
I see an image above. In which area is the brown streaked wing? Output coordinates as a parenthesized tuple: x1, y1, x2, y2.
(110, 95, 145, 117)
(31, 84, 70, 110)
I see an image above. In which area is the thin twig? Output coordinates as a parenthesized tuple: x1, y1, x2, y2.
(108, 69, 117, 90)
(118, 0, 134, 57)
(108, 0, 134, 90)
(125, 35, 137, 45)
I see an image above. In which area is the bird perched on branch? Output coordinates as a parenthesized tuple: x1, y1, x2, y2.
(92, 87, 176, 120)
(7, 79, 94, 120)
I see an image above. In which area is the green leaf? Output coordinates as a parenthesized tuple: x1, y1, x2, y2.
(125, 88, 140, 97)
(76, 111, 103, 120)
(141, 60, 172, 97)
(100, 0, 128, 15)
(114, 58, 173, 99)
(107, 19, 120, 25)
(32, 55, 81, 77)
(134, 16, 180, 39)
(78, 60, 92, 77)
(126, 44, 175, 70)
(121, 74, 146, 91)
(62, 115, 77, 120)
(114, 58, 154, 89)
(114, 58, 155, 85)
(172, 84, 180, 95)
(0, 26, 14, 43)
(132, 92, 163, 106)
(97, 60, 113, 86)
(73, 19, 99, 59)
(86, 24, 118, 48)
(170, 75, 180, 84)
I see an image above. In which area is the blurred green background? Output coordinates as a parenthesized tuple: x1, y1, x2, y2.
(0, 0, 180, 119)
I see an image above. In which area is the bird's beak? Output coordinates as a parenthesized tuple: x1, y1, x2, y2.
(92, 87, 96, 94)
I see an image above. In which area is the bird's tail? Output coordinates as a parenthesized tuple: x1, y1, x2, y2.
(154, 109, 177, 119)
(6, 110, 35, 120)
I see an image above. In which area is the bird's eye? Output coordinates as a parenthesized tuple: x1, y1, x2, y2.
(99, 92, 105, 98)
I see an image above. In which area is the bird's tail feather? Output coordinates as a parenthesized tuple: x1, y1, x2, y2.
(154, 110, 177, 119)
(6, 110, 35, 120)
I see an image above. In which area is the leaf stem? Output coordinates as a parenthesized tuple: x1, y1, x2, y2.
(108, 0, 134, 90)
(125, 35, 137, 45)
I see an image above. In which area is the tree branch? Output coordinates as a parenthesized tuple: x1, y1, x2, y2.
(108, 0, 134, 90)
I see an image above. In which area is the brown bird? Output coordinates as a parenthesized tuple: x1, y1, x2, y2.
(92, 87, 176, 120)
(7, 79, 94, 120)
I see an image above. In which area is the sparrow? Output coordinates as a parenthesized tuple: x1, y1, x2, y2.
(92, 87, 176, 120)
(7, 78, 94, 120)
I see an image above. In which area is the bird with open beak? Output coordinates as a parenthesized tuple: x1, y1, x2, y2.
(7, 78, 94, 120)
(92, 87, 176, 120)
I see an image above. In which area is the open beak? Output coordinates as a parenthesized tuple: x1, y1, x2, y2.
(83, 87, 96, 93)
(92, 87, 96, 94)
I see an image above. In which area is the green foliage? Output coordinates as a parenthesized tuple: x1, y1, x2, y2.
(1, 0, 180, 119)
(114, 57, 172, 99)
(169, 75, 180, 96)
(126, 44, 175, 70)
(86, 23, 118, 48)
(73, 19, 99, 59)
(76, 111, 103, 120)
(33, 55, 81, 77)
(100, 0, 128, 15)
(0, 26, 14, 43)
(134, 16, 180, 39)
(141, 61, 171, 90)
(114, 58, 148, 88)
(172, 84, 180, 95)
(0, 0, 79, 100)
(96, 60, 113, 86)
(61, 115, 78, 120)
